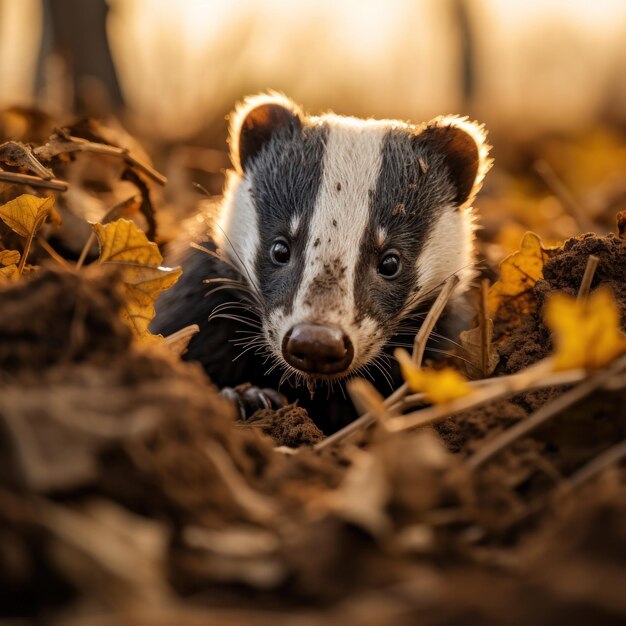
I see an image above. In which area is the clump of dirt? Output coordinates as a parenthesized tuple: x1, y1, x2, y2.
(244, 404, 325, 447)
(495, 232, 626, 374)
(0, 267, 284, 614)
(0, 266, 131, 371)
(436, 398, 528, 453)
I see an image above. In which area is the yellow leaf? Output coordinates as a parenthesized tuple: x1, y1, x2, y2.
(0, 194, 61, 238)
(488, 231, 551, 316)
(93, 220, 161, 266)
(545, 287, 626, 371)
(94, 219, 182, 340)
(0, 249, 21, 283)
(395, 348, 472, 405)
(0, 266, 18, 282)
(0, 249, 21, 266)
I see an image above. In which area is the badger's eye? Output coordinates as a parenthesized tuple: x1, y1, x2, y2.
(270, 239, 291, 265)
(377, 251, 401, 279)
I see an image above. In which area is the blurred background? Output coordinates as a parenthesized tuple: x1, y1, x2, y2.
(1, 0, 625, 252)
(3, 0, 626, 136)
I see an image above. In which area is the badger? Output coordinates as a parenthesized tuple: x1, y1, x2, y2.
(153, 93, 491, 432)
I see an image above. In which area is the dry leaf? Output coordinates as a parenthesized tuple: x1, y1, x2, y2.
(0, 140, 55, 179)
(164, 324, 200, 357)
(94, 219, 182, 340)
(545, 287, 626, 371)
(0, 249, 21, 283)
(488, 231, 552, 316)
(459, 319, 499, 378)
(395, 348, 472, 404)
(324, 449, 391, 537)
(0, 194, 61, 238)
(0, 249, 21, 265)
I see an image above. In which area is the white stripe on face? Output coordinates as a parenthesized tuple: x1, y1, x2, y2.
(413, 204, 476, 310)
(272, 117, 388, 369)
(217, 174, 261, 293)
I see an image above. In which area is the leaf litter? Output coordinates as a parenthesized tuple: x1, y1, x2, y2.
(0, 110, 625, 626)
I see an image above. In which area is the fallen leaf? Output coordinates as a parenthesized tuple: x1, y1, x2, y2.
(324, 449, 391, 537)
(94, 219, 182, 340)
(488, 231, 553, 316)
(545, 287, 626, 371)
(459, 319, 499, 377)
(0, 194, 61, 238)
(0, 249, 21, 283)
(0, 249, 21, 265)
(164, 324, 200, 357)
(395, 348, 472, 404)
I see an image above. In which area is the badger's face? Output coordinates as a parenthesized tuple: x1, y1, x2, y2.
(217, 94, 491, 382)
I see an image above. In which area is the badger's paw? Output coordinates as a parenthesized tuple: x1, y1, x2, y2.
(220, 384, 288, 421)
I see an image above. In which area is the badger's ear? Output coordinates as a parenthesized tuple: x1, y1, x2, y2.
(416, 116, 491, 208)
(229, 93, 303, 174)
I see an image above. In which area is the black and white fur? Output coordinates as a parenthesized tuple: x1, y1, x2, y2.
(153, 93, 491, 432)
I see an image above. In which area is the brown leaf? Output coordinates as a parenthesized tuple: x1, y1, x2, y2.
(94, 219, 182, 340)
(164, 324, 200, 357)
(459, 319, 499, 378)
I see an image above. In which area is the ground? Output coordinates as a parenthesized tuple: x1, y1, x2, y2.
(0, 111, 625, 625)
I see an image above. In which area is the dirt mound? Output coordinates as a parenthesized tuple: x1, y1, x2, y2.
(0, 266, 131, 370)
(244, 404, 325, 447)
(0, 241, 625, 624)
(436, 231, 626, 456)
(496, 233, 626, 374)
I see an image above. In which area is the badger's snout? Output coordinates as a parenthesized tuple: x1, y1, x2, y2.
(282, 323, 354, 376)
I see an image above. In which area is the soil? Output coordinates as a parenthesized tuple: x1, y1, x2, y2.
(243, 404, 325, 447)
(495, 233, 626, 374)
(0, 232, 625, 624)
(435, 232, 626, 457)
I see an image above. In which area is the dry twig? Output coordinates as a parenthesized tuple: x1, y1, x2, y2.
(385, 358, 554, 433)
(37, 236, 72, 269)
(577, 254, 599, 301)
(35, 134, 167, 186)
(466, 354, 626, 471)
(560, 439, 626, 493)
(0, 170, 68, 191)
(395, 367, 586, 412)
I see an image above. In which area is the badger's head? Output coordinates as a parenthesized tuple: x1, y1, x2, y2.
(216, 93, 491, 382)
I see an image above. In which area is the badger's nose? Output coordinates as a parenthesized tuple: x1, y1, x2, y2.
(282, 323, 354, 375)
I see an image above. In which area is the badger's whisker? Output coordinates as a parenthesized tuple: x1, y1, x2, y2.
(189, 241, 241, 274)
(368, 355, 395, 391)
(203, 284, 258, 305)
(232, 342, 266, 361)
(208, 313, 261, 329)
(210, 220, 265, 306)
